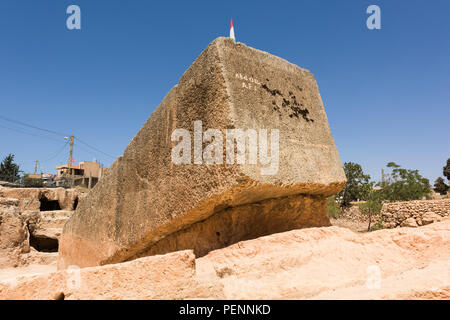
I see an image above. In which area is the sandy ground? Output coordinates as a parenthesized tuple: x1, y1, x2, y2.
(330, 218, 370, 233)
(0, 217, 370, 282)
(1, 219, 448, 299)
(0, 264, 56, 281)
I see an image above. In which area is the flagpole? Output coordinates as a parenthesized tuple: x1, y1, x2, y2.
(230, 18, 236, 42)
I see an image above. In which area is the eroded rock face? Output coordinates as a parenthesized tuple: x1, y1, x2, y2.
(195, 218, 450, 299)
(0, 189, 78, 267)
(132, 194, 328, 259)
(25, 210, 73, 240)
(58, 37, 346, 269)
(25, 210, 73, 252)
(0, 200, 29, 268)
(0, 187, 84, 211)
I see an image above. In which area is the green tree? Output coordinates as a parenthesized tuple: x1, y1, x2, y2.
(376, 162, 431, 201)
(443, 158, 450, 181)
(0, 154, 21, 183)
(434, 177, 449, 195)
(358, 199, 382, 231)
(337, 162, 372, 207)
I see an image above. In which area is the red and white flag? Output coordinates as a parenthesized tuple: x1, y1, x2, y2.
(230, 18, 235, 42)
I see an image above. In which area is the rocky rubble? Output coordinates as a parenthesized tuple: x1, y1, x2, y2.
(381, 199, 450, 228)
(1, 218, 449, 299)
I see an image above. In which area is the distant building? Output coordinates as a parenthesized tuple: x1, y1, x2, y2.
(41, 173, 56, 187)
(21, 173, 55, 187)
(26, 174, 41, 180)
(55, 161, 107, 188)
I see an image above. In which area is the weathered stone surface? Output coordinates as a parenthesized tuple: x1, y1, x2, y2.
(132, 194, 328, 259)
(25, 210, 73, 241)
(2, 219, 450, 300)
(381, 199, 450, 228)
(422, 211, 443, 225)
(401, 217, 419, 228)
(0, 201, 30, 268)
(0, 198, 19, 207)
(0, 189, 78, 267)
(58, 37, 346, 269)
(195, 218, 450, 299)
(0, 250, 222, 300)
(0, 187, 84, 211)
(0, 210, 28, 250)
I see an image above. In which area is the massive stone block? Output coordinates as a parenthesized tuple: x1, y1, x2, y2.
(58, 37, 346, 269)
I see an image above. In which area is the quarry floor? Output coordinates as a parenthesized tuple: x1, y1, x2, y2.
(0, 214, 370, 282)
(0, 217, 449, 299)
(0, 263, 56, 281)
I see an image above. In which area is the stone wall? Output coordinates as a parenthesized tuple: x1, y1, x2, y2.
(381, 199, 450, 228)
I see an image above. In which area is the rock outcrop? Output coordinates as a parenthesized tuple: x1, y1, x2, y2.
(195, 218, 450, 299)
(24, 210, 73, 251)
(0, 186, 83, 211)
(2, 219, 449, 300)
(0, 187, 84, 267)
(0, 200, 29, 268)
(58, 37, 346, 269)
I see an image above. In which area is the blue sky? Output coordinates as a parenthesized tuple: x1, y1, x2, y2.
(0, 0, 449, 183)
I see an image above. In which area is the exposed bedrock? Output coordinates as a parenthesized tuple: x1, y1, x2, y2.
(0, 187, 83, 212)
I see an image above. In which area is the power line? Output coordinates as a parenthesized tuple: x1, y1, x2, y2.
(0, 115, 69, 137)
(75, 137, 116, 159)
(6, 141, 69, 171)
(1, 115, 116, 160)
(39, 141, 70, 163)
(74, 142, 106, 158)
(0, 123, 66, 144)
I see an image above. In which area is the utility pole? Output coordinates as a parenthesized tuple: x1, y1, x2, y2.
(34, 160, 38, 175)
(66, 136, 74, 187)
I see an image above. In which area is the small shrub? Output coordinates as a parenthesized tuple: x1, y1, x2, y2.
(369, 218, 385, 232)
(327, 197, 341, 218)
